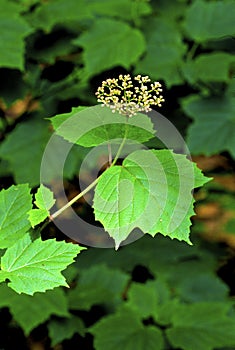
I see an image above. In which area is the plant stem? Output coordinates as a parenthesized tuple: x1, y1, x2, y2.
(50, 177, 100, 220)
(107, 143, 112, 166)
(50, 120, 129, 220)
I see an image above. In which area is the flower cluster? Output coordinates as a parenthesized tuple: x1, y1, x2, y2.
(95, 74, 164, 117)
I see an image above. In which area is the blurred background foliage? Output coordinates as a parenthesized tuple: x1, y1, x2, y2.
(0, 0, 235, 349)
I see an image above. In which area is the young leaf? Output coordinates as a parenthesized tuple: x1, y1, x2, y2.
(90, 306, 164, 350)
(0, 284, 69, 335)
(166, 302, 235, 350)
(93, 149, 210, 248)
(50, 105, 155, 147)
(28, 184, 55, 227)
(48, 316, 85, 346)
(0, 234, 85, 295)
(182, 95, 235, 158)
(73, 18, 146, 78)
(0, 184, 32, 249)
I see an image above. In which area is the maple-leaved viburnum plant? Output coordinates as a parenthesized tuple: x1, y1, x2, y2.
(0, 75, 210, 295)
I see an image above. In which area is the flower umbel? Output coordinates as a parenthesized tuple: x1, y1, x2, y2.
(96, 74, 165, 117)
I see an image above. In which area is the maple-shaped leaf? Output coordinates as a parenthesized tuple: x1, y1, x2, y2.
(90, 306, 164, 350)
(28, 184, 55, 227)
(0, 234, 85, 295)
(0, 184, 32, 249)
(93, 149, 210, 248)
(0, 284, 69, 334)
(166, 302, 235, 350)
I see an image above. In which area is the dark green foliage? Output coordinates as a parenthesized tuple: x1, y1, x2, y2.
(0, 0, 235, 349)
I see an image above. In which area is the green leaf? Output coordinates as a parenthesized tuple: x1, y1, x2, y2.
(126, 281, 161, 319)
(0, 284, 69, 334)
(166, 302, 235, 350)
(0, 0, 32, 70)
(87, 0, 151, 21)
(0, 184, 32, 249)
(28, 184, 55, 227)
(48, 316, 85, 346)
(90, 306, 164, 350)
(27, 0, 92, 32)
(182, 52, 235, 84)
(0, 234, 85, 295)
(176, 274, 229, 303)
(135, 18, 187, 87)
(50, 105, 155, 147)
(93, 149, 210, 248)
(0, 119, 51, 187)
(183, 0, 235, 43)
(73, 18, 146, 78)
(182, 95, 235, 158)
(68, 264, 129, 311)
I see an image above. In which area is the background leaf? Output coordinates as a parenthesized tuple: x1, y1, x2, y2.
(183, 0, 235, 42)
(90, 306, 164, 350)
(73, 18, 146, 78)
(182, 94, 235, 158)
(0, 284, 69, 334)
(182, 52, 235, 84)
(0, 184, 32, 249)
(0, 119, 51, 187)
(166, 302, 235, 350)
(135, 18, 187, 87)
(68, 264, 129, 311)
(0, 0, 32, 70)
(48, 315, 85, 346)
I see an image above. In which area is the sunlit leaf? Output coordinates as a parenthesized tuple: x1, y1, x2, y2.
(0, 184, 32, 249)
(93, 149, 210, 248)
(0, 234, 84, 295)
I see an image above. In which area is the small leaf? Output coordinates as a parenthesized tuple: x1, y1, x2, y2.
(166, 302, 235, 350)
(0, 284, 69, 334)
(73, 18, 146, 78)
(50, 105, 155, 147)
(0, 234, 85, 295)
(183, 0, 235, 42)
(48, 316, 85, 346)
(93, 149, 210, 248)
(90, 306, 164, 350)
(28, 185, 55, 227)
(0, 184, 32, 249)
